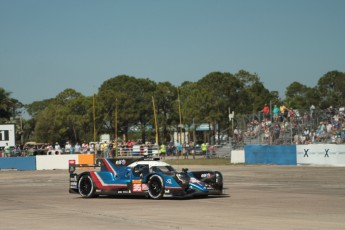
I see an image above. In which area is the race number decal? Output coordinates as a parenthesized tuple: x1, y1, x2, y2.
(132, 181, 142, 192)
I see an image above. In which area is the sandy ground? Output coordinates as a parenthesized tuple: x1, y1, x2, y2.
(1, 165, 345, 230)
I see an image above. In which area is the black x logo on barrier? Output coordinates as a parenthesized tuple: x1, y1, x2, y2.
(324, 149, 330, 158)
(303, 149, 309, 157)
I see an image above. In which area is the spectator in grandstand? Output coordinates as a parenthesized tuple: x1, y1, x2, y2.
(273, 123, 281, 145)
(262, 103, 270, 120)
(315, 122, 326, 142)
(264, 125, 271, 144)
(288, 107, 295, 124)
(303, 112, 309, 125)
(325, 121, 333, 141)
(252, 120, 261, 137)
(302, 128, 310, 144)
(273, 105, 279, 122)
(327, 106, 335, 117)
(331, 117, 340, 130)
(280, 103, 288, 120)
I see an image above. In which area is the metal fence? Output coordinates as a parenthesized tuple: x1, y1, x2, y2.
(230, 108, 345, 149)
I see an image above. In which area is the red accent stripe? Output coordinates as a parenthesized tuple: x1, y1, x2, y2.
(103, 159, 117, 176)
(90, 172, 127, 189)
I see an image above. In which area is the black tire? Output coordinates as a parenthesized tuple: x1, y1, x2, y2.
(78, 174, 96, 198)
(148, 175, 164, 199)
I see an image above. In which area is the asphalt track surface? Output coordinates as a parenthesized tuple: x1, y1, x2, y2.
(1, 165, 345, 230)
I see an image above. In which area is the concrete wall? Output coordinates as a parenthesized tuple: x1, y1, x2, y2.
(231, 150, 245, 164)
(245, 145, 297, 165)
(0, 157, 36, 170)
(0, 154, 95, 170)
(2, 145, 345, 170)
(297, 144, 345, 166)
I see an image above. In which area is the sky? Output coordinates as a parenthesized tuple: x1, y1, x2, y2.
(1, 0, 345, 105)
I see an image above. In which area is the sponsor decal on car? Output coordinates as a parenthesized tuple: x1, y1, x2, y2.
(132, 183, 142, 192)
(132, 180, 142, 192)
(115, 159, 126, 165)
(201, 173, 212, 178)
(70, 175, 78, 189)
(142, 184, 148, 191)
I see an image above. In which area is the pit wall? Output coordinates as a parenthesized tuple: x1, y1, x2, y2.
(0, 154, 95, 171)
(232, 144, 345, 166)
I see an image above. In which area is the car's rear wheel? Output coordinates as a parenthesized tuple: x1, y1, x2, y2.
(148, 175, 164, 199)
(78, 174, 96, 198)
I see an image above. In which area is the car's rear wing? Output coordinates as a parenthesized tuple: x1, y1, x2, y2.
(68, 159, 100, 173)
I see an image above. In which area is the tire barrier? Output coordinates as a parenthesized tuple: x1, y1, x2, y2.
(47, 150, 62, 155)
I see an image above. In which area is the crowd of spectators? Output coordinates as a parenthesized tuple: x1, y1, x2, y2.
(235, 104, 345, 146)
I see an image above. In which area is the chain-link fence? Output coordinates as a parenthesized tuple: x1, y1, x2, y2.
(230, 107, 345, 149)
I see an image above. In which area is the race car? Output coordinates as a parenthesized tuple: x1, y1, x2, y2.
(69, 156, 223, 199)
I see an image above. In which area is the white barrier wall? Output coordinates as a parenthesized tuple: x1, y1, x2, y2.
(297, 144, 345, 166)
(36, 155, 78, 170)
(231, 150, 245, 164)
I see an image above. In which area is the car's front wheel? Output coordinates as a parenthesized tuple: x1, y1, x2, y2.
(148, 175, 164, 199)
(78, 174, 96, 198)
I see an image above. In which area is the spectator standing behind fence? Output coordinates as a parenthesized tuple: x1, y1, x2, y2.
(273, 105, 279, 122)
(262, 104, 270, 120)
(74, 143, 81, 153)
(273, 123, 281, 145)
(160, 143, 166, 160)
(54, 142, 60, 151)
(175, 142, 182, 159)
(201, 142, 207, 158)
(288, 108, 295, 124)
(183, 142, 189, 159)
(82, 141, 88, 153)
(65, 142, 72, 154)
(302, 127, 310, 144)
(4, 143, 10, 157)
(233, 127, 239, 144)
(280, 103, 288, 121)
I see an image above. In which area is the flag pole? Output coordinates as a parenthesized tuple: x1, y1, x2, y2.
(115, 98, 118, 157)
(152, 96, 159, 145)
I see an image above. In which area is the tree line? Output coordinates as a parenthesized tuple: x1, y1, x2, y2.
(1, 70, 344, 145)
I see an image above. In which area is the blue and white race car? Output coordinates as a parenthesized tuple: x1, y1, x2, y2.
(69, 156, 223, 199)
